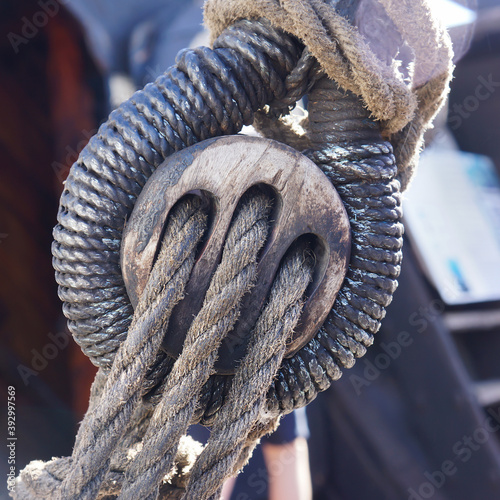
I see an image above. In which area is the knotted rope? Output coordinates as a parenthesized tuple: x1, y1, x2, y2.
(13, 1, 453, 498)
(205, 0, 454, 190)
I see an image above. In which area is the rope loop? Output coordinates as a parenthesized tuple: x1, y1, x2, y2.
(8, 4, 444, 497)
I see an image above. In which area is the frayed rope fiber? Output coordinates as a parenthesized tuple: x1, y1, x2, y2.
(204, 0, 454, 190)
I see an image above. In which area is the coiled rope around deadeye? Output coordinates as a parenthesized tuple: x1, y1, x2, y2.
(13, 1, 453, 499)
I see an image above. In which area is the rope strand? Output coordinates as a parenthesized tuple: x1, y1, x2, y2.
(117, 190, 273, 499)
(59, 197, 208, 499)
(185, 245, 314, 499)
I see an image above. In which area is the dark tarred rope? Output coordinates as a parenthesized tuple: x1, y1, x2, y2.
(53, 18, 402, 424)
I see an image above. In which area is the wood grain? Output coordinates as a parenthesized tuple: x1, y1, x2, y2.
(121, 135, 350, 373)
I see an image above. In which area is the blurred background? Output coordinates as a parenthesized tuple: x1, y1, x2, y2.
(1, 0, 500, 498)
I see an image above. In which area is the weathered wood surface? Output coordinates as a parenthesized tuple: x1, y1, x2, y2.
(122, 135, 350, 373)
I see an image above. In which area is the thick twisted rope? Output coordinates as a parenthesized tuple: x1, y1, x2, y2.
(185, 246, 313, 500)
(59, 197, 209, 500)
(14, 193, 314, 499)
(116, 190, 273, 499)
(12, 2, 452, 498)
(204, 0, 454, 190)
(50, 14, 407, 424)
(14, 198, 208, 500)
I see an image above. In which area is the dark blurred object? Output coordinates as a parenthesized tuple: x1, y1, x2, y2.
(308, 243, 500, 500)
(67, 0, 203, 87)
(0, 0, 104, 476)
